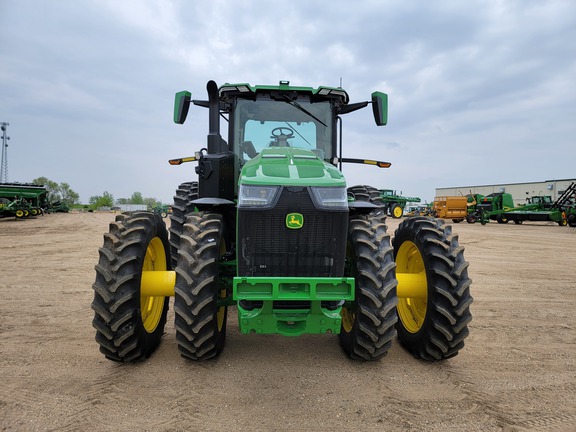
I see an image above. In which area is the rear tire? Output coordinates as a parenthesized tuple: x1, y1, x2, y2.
(339, 211, 397, 361)
(174, 213, 228, 360)
(348, 185, 384, 206)
(91, 212, 170, 362)
(169, 182, 199, 268)
(568, 214, 576, 227)
(392, 217, 473, 361)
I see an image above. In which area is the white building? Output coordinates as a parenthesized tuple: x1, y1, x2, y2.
(435, 178, 576, 207)
(117, 204, 148, 212)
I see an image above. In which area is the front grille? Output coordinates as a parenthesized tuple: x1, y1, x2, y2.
(238, 187, 347, 277)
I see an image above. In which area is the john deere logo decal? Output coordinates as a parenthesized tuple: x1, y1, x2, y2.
(286, 213, 304, 229)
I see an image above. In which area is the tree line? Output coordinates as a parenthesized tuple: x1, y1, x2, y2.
(32, 177, 163, 209)
(89, 191, 162, 210)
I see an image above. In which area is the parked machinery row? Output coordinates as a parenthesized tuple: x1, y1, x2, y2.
(433, 182, 576, 227)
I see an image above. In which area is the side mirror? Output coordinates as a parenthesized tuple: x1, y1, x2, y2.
(371, 91, 388, 126)
(174, 91, 192, 124)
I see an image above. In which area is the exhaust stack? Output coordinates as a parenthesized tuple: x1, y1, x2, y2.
(206, 80, 227, 154)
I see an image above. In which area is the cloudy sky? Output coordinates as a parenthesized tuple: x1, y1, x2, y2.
(1, 0, 575, 204)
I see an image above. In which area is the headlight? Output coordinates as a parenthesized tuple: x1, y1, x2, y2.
(309, 187, 348, 210)
(238, 185, 280, 208)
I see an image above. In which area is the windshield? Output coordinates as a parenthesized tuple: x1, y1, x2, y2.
(233, 98, 333, 163)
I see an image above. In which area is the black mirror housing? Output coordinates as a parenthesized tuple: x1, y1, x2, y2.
(371, 92, 388, 126)
(174, 91, 192, 124)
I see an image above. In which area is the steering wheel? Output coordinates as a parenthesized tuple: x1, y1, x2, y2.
(270, 127, 294, 139)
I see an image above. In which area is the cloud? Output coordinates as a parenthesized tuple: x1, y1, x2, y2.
(0, 0, 574, 204)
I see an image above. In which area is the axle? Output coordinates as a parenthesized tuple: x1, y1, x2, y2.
(140, 271, 427, 299)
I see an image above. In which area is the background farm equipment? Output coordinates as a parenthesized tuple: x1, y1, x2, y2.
(433, 196, 469, 223)
(405, 204, 431, 217)
(468, 183, 576, 226)
(347, 186, 421, 218)
(45, 201, 70, 213)
(152, 204, 171, 218)
(0, 183, 47, 219)
(91, 80, 472, 364)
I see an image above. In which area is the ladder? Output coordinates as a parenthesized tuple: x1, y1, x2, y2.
(554, 182, 576, 209)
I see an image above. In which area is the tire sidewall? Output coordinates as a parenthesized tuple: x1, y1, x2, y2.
(133, 212, 171, 356)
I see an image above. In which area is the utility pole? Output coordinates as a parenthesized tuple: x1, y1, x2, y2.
(1, 122, 10, 183)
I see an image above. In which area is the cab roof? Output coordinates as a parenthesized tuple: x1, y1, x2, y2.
(219, 80, 350, 104)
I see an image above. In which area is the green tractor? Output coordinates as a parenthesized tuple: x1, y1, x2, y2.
(91, 80, 473, 362)
(152, 204, 171, 218)
(347, 187, 421, 219)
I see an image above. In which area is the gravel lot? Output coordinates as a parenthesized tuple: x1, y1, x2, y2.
(1, 212, 575, 431)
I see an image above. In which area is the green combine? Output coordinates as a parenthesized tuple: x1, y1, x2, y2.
(91, 80, 473, 362)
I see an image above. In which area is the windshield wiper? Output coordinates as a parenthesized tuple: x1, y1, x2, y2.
(283, 122, 313, 147)
(281, 94, 327, 127)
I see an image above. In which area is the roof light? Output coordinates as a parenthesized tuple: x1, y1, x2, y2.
(316, 87, 349, 103)
(220, 83, 254, 94)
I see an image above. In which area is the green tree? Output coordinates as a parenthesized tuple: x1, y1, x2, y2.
(33, 177, 80, 206)
(59, 182, 79, 206)
(89, 191, 115, 210)
(32, 177, 59, 202)
(143, 197, 161, 209)
(130, 192, 144, 204)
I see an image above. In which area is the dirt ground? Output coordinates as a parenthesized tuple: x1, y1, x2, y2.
(1, 212, 575, 432)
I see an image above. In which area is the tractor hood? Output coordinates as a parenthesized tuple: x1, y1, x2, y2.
(240, 148, 346, 187)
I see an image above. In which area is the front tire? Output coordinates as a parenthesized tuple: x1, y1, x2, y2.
(91, 212, 170, 362)
(174, 213, 228, 360)
(339, 211, 398, 361)
(392, 217, 473, 361)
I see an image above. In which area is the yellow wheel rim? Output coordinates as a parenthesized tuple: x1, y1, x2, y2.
(140, 237, 167, 333)
(341, 307, 355, 333)
(217, 288, 226, 331)
(16, 210, 24, 218)
(396, 240, 427, 333)
(393, 206, 403, 218)
(341, 242, 357, 333)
